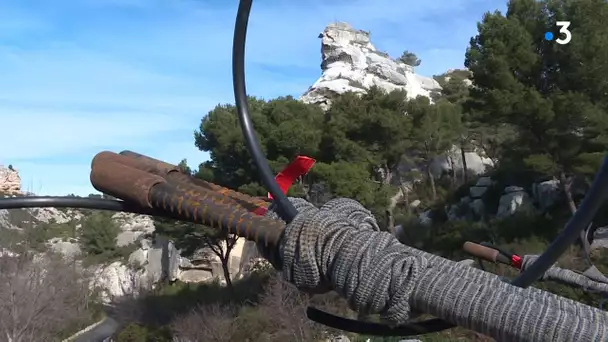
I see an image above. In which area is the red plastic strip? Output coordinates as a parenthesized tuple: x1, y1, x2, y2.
(511, 254, 523, 269)
(268, 156, 316, 199)
(253, 155, 316, 216)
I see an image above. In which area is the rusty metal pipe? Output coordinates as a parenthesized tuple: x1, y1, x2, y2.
(90, 156, 284, 247)
(90, 159, 164, 208)
(94, 151, 271, 210)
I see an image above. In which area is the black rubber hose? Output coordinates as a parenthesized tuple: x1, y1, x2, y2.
(306, 307, 454, 336)
(0, 196, 157, 215)
(232, 0, 298, 223)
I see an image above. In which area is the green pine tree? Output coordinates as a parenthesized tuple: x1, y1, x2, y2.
(465, 0, 608, 214)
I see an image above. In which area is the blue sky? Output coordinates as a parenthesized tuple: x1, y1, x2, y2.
(0, 0, 506, 196)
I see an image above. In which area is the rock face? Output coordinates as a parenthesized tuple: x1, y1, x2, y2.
(301, 22, 441, 109)
(0, 164, 21, 195)
(94, 235, 248, 301)
(496, 186, 534, 219)
(427, 145, 494, 180)
(414, 178, 565, 230)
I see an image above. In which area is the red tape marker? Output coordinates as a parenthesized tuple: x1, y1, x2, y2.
(252, 155, 316, 216)
(511, 254, 523, 269)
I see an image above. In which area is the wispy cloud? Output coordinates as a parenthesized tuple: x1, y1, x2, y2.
(0, 0, 506, 196)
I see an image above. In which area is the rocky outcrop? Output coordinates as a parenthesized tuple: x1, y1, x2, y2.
(300, 23, 492, 180)
(532, 179, 561, 210)
(496, 186, 534, 219)
(93, 235, 248, 301)
(113, 212, 155, 247)
(301, 22, 441, 109)
(0, 164, 21, 195)
(416, 178, 566, 229)
(434, 68, 473, 87)
(592, 227, 608, 250)
(428, 145, 494, 180)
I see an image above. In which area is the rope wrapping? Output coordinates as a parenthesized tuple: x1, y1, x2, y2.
(263, 197, 608, 341)
(521, 255, 608, 294)
(266, 197, 426, 323)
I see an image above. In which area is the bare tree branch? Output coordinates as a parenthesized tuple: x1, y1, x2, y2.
(0, 251, 92, 342)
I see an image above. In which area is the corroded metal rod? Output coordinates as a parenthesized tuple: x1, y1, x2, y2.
(89, 155, 285, 248)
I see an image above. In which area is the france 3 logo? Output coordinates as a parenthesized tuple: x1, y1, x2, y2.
(544, 21, 572, 45)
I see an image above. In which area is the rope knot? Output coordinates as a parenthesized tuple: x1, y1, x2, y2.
(266, 197, 429, 324)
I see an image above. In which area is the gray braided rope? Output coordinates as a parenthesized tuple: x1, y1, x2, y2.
(521, 255, 608, 293)
(262, 197, 608, 341)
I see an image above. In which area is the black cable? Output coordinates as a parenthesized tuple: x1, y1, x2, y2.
(231, 0, 455, 336)
(480, 241, 515, 263)
(232, 0, 298, 223)
(0, 196, 166, 216)
(306, 307, 454, 336)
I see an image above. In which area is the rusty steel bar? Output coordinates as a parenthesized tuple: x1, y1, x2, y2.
(89, 159, 164, 208)
(118, 150, 271, 208)
(147, 186, 284, 248)
(93, 151, 271, 210)
(96, 150, 271, 214)
(90, 157, 284, 247)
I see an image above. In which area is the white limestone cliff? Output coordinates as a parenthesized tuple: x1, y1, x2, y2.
(300, 22, 441, 109)
(299, 23, 492, 178)
(0, 164, 21, 195)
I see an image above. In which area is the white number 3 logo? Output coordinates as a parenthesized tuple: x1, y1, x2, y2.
(556, 21, 572, 45)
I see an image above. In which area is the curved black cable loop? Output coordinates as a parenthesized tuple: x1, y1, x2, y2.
(475, 242, 513, 272)
(480, 241, 513, 260)
(231, 0, 454, 336)
(232, 0, 298, 224)
(306, 307, 454, 336)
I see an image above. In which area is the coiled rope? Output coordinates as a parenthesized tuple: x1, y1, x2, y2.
(266, 197, 425, 324)
(263, 197, 608, 341)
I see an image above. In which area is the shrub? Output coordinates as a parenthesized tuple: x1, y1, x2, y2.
(80, 212, 120, 255)
(115, 323, 172, 342)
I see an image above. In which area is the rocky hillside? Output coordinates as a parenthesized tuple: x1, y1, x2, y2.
(295, 25, 608, 250)
(300, 22, 492, 180)
(3, 21, 605, 315)
(0, 164, 248, 302)
(0, 24, 498, 304)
